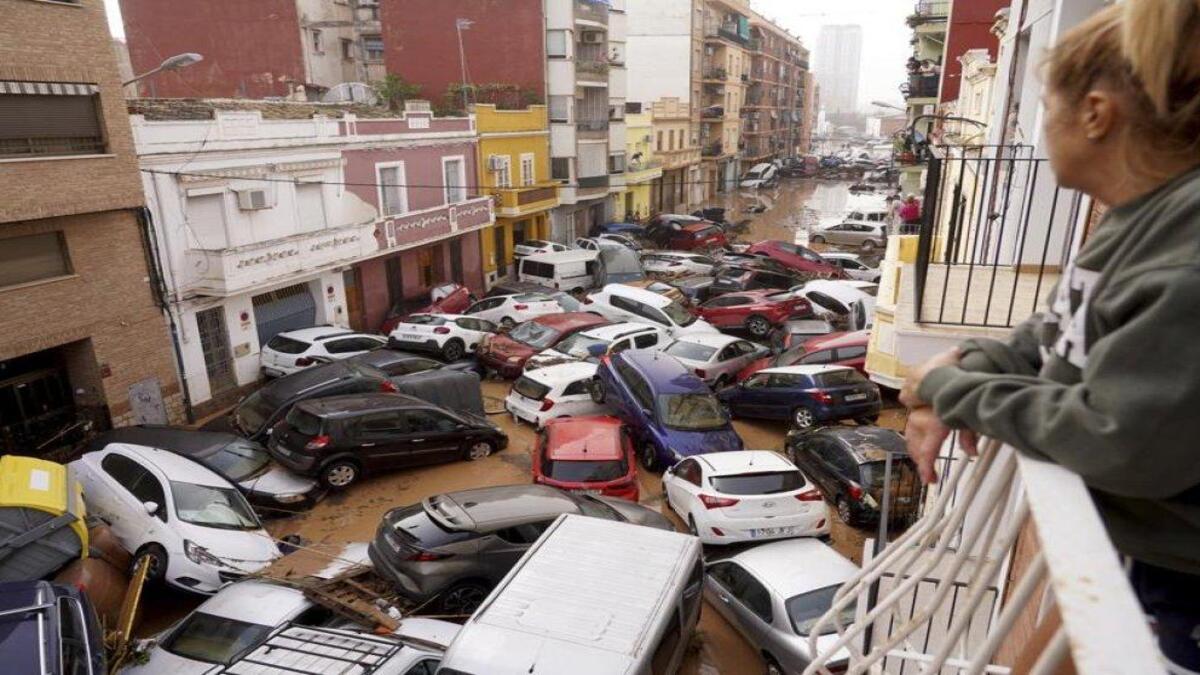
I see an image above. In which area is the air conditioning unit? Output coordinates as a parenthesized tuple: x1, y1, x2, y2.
(488, 155, 507, 171)
(581, 32, 604, 44)
(236, 188, 273, 210)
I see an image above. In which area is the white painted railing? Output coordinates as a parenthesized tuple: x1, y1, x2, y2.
(801, 438, 1165, 675)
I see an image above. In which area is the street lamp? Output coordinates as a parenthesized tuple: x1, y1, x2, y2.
(123, 53, 204, 87)
(871, 100, 906, 112)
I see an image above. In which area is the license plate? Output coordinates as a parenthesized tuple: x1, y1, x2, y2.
(845, 393, 868, 402)
(750, 526, 799, 538)
(402, 333, 423, 341)
(577, 489, 602, 496)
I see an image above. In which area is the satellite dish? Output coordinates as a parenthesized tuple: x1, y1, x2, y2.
(322, 82, 378, 105)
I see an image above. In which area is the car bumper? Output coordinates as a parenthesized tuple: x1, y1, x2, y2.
(165, 554, 273, 595)
(505, 395, 548, 427)
(815, 400, 882, 422)
(478, 352, 525, 378)
(695, 508, 830, 545)
(386, 336, 442, 354)
(267, 440, 320, 476)
(245, 486, 326, 513)
(367, 540, 436, 602)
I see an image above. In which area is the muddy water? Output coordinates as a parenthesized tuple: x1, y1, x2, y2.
(136, 178, 910, 674)
(698, 177, 868, 247)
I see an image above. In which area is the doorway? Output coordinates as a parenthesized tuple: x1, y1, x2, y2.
(493, 226, 508, 279)
(195, 306, 236, 395)
(343, 268, 364, 330)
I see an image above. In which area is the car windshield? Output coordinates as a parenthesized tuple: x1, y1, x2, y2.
(787, 585, 856, 636)
(234, 390, 277, 435)
(512, 375, 551, 401)
(553, 332, 610, 357)
(552, 293, 582, 312)
(161, 612, 272, 664)
(171, 482, 260, 530)
(508, 321, 561, 350)
(664, 340, 717, 362)
(545, 456, 628, 483)
(662, 300, 696, 326)
(711, 470, 804, 495)
(208, 441, 270, 482)
(657, 394, 728, 431)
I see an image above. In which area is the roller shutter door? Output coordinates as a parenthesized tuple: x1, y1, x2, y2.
(252, 284, 316, 346)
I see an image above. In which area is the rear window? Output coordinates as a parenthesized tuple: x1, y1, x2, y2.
(711, 470, 804, 495)
(664, 340, 717, 361)
(384, 503, 476, 548)
(265, 335, 309, 354)
(162, 612, 272, 664)
(285, 406, 323, 436)
(861, 460, 918, 489)
(402, 315, 447, 326)
(513, 376, 551, 401)
(814, 370, 868, 387)
(521, 260, 555, 279)
(544, 456, 629, 483)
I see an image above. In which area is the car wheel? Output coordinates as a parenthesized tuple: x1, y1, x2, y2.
(713, 374, 732, 390)
(589, 378, 607, 404)
(441, 339, 465, 362)
(464, 439, 495, 461)
(861, 240, 878, 252)
(792, 406, 816, 429)
(133, 543, 168, 584)
(744, 315, 771, 338)
(855, 415, 880, 425)
(640, 441, 660, 472)
(439, 580, 492, 616)
(499, 316, 515, 330)
(810, 235, 826, 244)
(764, 656, 785, 675)
(320, 460, 360, 490)
(837, 496, 855, 526)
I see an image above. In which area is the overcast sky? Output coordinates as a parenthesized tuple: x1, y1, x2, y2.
(105, 0, 910, 112)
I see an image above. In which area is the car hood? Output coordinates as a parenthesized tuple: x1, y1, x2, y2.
(239, 462, 319, 499)
(176, 522, 282, 565)
(662, 427, 744, 458)
(594, 497, 675, 531)
(525, 351, 582, 371)
(673, 319, 718, 336)
(483, 335, 536, 360)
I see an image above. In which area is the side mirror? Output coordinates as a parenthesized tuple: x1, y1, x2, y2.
(143, 501, 159, 516)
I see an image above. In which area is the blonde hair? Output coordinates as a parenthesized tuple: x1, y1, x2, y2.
(1045, 0, 1200, 175)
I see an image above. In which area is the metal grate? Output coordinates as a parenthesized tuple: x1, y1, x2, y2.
(195, 307, 236, 394)
(209, 623, 406, 675)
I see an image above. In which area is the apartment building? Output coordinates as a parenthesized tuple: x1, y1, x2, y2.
(699, 0, 752, 193)
(650, 97, 703, 213)
(741, 11, 812, 165)
(134, 99, 492, 410)
(119, 0, 386, 99)
(815, 24, 863, 115)
(620, 108, 663, 220)
(0, 0, 184, 455)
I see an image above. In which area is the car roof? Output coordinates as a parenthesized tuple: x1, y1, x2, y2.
(107, 443, 231, 487)
(428, 484, 582, 531)
(727, 289, 789, 301)
(760, 364, 854, 376)
(580, 322, 656, 340)
(543, 417, 625, 461)
(682, 222, 716, 232)
(696, 450, 796, 475)
(599, 283, 672, 307)
(805, 329, 870, 350)
(522, 249, 599, 264)
(674, 275, 713, 288)
(535, 312, 609, 330)
(297, 392, 429, 418)
(405, 313, 472, 321)
(619, 351, 703, 394)
(673, 332, 742, 348)
(731, 539, 858, 599)
(525, 361, 598, 383)
(817, 426, 908, 463)
(258, 361, 369, 400)
(87, 425, 244, 457)
(193, 580, 312, 624)
(276, 326, 355, 342)
(348, 349, 436, 369)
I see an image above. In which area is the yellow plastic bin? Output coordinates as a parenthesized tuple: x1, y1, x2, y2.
(0, 456, 88, 581)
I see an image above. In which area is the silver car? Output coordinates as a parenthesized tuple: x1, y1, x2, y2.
(810, 221, 888, 252)
(368, 484, 673, 615)
(662, 333, 768, 388)
(704, 538, 858, 675)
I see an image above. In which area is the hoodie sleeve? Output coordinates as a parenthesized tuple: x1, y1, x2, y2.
(917, 266, 1200, 500)
(951, 313, 1045, 377)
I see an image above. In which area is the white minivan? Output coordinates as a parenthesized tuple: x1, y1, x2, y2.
(436, 514, 703, 675)
(518, 250, 605, 294)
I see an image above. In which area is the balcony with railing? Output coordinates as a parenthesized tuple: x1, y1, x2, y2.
(491, 184, 559, 218)
(576, 118, 610, 139)
(624, 157, 662, 184)
(701, 141, 724, 158)
(704, 19, 749, 45)
(800, 437, 1163, 675)
(702, 65, 728, 82)
(576, 174, 610, 193)
(906, 73, 940, 100)
(574, 0, 609, 25)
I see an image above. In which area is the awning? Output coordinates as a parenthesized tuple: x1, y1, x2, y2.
(0, 81, 99, 96)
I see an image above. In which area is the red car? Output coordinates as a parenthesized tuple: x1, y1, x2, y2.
(735, 328, 871, 382)
(695, 289, 812, 339)
(665, 222, 729, 252)
(380, 283, 474, 333)
(476, 312, 609, 378)
(531, 416, 638, 501)
(745, 240, 845, 278)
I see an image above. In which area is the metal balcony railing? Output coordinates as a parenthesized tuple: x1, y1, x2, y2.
(576, 174, 609, 189)
(703, 67, 728, 81)
(801, 437, 1164, 675)
(915, 0, 950, 18)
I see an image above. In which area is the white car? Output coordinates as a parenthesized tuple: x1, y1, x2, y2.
(505, 361, 608, 427)
(71, 443, 281, 595)
(820, 252, 882, 283)
(464, 292, 563, 328)
(640, 251, 717, 277)
(740, 162, 779, 189)
(514, 239, 569, 257)
(790, 280, 876, 331)
(586, 283, 717, 338)
(260, 327, 386, 378)
(661, 333, 768, 387)
(126, 579, 458, 673)
(386, 313, 498, 361)
(597, 233, 644, 250)
(663, 451, 829, 545)
(524, 322, 671, 371)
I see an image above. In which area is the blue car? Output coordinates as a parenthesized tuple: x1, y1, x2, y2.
(591, 351, 743, 470)
(718, 364, 882, 429)
(0, 580, 106, 674)
(593, 221, 647, 236)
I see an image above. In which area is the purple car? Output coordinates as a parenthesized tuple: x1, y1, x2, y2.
(590, 350, 744, 470)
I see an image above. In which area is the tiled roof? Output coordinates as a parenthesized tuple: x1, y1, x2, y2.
(127, 98, 401, 121)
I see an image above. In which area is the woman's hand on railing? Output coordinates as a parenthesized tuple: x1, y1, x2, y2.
(902, 347, 977, 483)
(899, 346, 961, 408)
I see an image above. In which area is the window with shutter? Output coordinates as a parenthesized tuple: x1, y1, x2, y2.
(0, 83, 105, 159)
(0, 232, 72, 289)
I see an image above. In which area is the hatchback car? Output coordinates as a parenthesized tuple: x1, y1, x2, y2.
(704, 539, 857, 674)
(523, 322, 670, 371)
(662, 334, 768, 388)
(586, 284, 717, 338)
(820, 252, 882, 282)
(708, 267, 804, 299)
(663, 451, 828, 545)
(268, 393, 507, 490)
(83, 426, 322, 513)
(664, 222, 729, 251)
(260, 327, 386, 378)
(463, 292, 563, 328)
(386, 313, 497, 362)
(696, 290, 811, 338)
(513, 239, 569, 257)
(591, 351, 743, 469)
(380, 283, 474, 334)
(720, 365, 881, 429)
(71, 444, 281, 594)
(476, 312, 610, 378)
(810, 221, 888, 252)
(367, 484, 673, 614)
(640, 251, 716, 277)
(744, 240, 844, 278)
(532, 416, 639, 501)
(785, 426, 920, 527)
(504, 362, 607, 427)
(792, 330, 870, 375)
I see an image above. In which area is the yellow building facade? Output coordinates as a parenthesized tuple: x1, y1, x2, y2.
(620, 111, 662, 220)
(474, 104, 558, 284)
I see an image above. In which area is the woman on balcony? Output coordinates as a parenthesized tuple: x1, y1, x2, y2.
(900, 1, 1200, 671)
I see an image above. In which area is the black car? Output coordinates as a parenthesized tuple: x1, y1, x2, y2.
(0, 581, 106, 675)
(82, 426, 324, 513)
(218, 361, 397, 442)
(785, 426, 921, 528)
(267, 393, 508, 489)
(344, 347, 478, 376)
(709, 267, 803, 297)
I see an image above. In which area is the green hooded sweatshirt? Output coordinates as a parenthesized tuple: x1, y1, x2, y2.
(918, 166, 1200, 575)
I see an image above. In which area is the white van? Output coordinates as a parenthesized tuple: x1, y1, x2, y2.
(740, 162, 778, 189)
(436, 514, 703, 675)
(586, 283, 717, 337)
(518, 249, 604, 293)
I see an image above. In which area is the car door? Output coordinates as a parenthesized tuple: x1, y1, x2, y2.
(700, 295, 744, 328)
(727, 341, 762, 375)
(479, 519, 555, 577)
(454, 317, 493, 351)
(349, 410, 413, 471)
(401, 409, 467, 464)
(95, 452, 165, 550)
(631, 328, 666, 353)
(465, 297, 505, 323)
(663, 458, 702, 516)
(705, 562, 775, 649)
